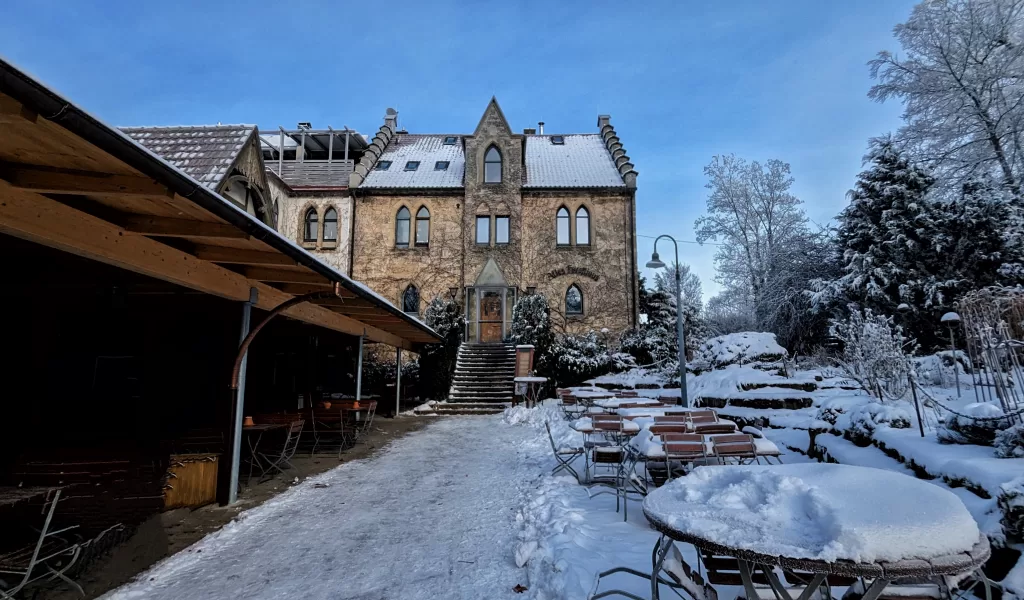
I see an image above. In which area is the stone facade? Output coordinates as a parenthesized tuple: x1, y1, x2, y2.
(349, 99, 639, 340)
(269, 174, 353, 275)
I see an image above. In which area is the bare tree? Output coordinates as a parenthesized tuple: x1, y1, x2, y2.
(653, 261, 704, 312)
(869, 0, 1024, 198)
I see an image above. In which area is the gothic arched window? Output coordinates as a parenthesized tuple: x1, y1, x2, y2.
(575, 206, 590, 246)
(303, 207, 318, 242)
(323, 207, 338, 242)
(395, 206, 411, 248)
(556, 207, 570, 246)
(415, 206, 430, 246)
(402, 284, 420, 315)
(565, 284, 583, 315)
(484, 146, 502, 183)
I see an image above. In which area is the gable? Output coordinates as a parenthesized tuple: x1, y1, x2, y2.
(472, 97, 512, 137)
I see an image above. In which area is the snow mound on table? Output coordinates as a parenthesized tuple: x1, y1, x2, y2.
(693, 332, 787, 370)
(643, 464, 979, 564)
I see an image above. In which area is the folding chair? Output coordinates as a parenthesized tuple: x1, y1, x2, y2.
(560, 394, 585, 421)
(308, 406, 347, 456)
(710, 433, 759, 464)
(592, 535, 716, 600)
(661, 433, 707, 483)
(258, 420, 304, 480)
(690, 411, 738, 434)
(0, 489, 83, 599)
(617, 390, 639, 398)
(545, 421, 583, 482)
(696, 546, 843, 600)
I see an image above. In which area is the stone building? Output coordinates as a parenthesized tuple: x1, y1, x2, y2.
(346, 99, 639, 342)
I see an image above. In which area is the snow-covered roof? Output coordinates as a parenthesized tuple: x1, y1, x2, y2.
(523, 134, 625, 188)
(120, 125, 254, 190)
(361, 134, 465, 188)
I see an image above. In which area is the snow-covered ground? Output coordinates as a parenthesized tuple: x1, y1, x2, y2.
(103, 417, 549, 600)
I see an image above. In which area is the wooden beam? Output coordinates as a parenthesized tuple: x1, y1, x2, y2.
(0, 162, 169, 197)
(0, 96, 37, 123)
(121, 216, 250, 240)
(243, 267, 329, 285)
(0, 182, 426, 349)
(272, 282, 340, 295)
(192, 245, 297, 266)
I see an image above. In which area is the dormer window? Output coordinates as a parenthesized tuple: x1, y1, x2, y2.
(435, 161, 450, 171)
(376, 160, 392, 171)
(405, 161, 420, 171)
(551, 136, 565, 145)
(443, 136, 457, 145)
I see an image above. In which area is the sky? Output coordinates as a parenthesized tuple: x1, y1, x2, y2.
(0, 0, 915, 299)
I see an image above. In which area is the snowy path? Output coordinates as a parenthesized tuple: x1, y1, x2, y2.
(105, 416, 543, 600)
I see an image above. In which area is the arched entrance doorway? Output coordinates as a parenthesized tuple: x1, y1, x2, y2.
(466, 258, 516, 343)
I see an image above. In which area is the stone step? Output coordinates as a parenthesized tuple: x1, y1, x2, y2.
(436, 402, 510, 410)
(452, 383, 515, 390)
(451, 391, 514, 398)
(444, 397, 513, 404)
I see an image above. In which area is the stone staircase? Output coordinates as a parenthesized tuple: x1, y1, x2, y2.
(416, 343, 515, 416)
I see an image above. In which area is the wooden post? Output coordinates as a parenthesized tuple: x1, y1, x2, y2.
(909, 374, 925, 437)
(395, 347, 402, 417)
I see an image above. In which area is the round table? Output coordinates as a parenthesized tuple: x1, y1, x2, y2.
(636, 463, 990, 600)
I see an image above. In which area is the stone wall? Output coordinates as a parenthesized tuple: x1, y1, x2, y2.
(269, 176, 352, 275)
(351, 193, 464, 314)
(520, 191, 635, 334)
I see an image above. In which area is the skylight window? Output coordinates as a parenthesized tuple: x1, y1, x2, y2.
(550, 136, 565, 145)
(376, 160, 392, 171)
(405, 161, 420, 171)
(435, 161, 450, 171)
(443, 136, 457, 145)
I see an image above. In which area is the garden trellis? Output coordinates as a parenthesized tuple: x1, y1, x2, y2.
(956, 287, 1024, 417)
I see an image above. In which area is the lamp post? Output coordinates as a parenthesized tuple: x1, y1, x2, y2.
(941, 312, 962, 397)
(646, 235, 688, 408)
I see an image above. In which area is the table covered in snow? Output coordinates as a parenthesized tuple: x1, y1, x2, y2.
(570, 389, 616, 400)
(592, 397, 662, 409)
(642, 463, 990, 579)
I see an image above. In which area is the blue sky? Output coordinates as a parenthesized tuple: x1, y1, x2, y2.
(1, 0, 914, 298)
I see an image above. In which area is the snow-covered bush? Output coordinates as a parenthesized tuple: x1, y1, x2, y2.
(509, 294, 554, 375)
(608, 352, 637, 372)
(937, 403, 1009, 446)
(844, 402, 911, 446)
(618, 326, 674, 368)
(913, 352, 970, 387)
(548, 332, 611, 387)
(998, 476, 1024, 539)
(690, 332, 787, 372)
(995, 424, 1024, 459)
(418, 297, 465, 399)
(815, 398, 849, 426)
(829, 308, 916, 400)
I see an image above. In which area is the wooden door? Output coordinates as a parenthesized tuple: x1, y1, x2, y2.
(479, 291, 503, 342)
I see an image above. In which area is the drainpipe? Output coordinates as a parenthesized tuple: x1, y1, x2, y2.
(225, 283, 343, 504)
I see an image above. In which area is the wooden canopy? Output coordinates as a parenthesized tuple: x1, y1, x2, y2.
(0, 59, 439, 350)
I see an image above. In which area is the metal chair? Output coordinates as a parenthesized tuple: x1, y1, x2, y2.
(617, 390, 639, 398)
(591, 535, 715, 600)
(545, 421, 583, 482)
(710, 433, 759, 464)
(259, 420, 304, 480)
(0, 490, 82, 599)
(662, 433, 707, 482)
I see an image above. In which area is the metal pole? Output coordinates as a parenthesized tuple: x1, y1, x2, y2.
(949, 325, 961, 398)
(355, 331, 364, 402)
(395, 347, 402, 417)
(277, 127, 284, 174)
(228, 287, 258, 505)
(909, 374, 925, 437)
(344, 129, 350, 163)
(667, 237, 688, 408)
(327, 126, 334, 166)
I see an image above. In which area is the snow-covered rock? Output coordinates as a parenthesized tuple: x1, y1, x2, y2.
(692, 332, 787, 371)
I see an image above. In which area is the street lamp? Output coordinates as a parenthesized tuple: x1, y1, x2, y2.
(646, 235, 688, 408)
(941, 312, 962, 397)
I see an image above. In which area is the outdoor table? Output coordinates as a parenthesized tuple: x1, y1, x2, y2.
(514, 376, 547, 408)
(242, 423, 286, 484)
(615, 406, 692, 418)
(634, 463, 990, 600)
(592, 397, 662, 409)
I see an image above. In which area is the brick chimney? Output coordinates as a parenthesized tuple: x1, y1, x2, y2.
(384, 108, 398, 132)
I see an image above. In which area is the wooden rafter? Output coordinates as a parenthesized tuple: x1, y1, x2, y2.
(0, 182, 424, 349)
(0, 96, 37, 123)
(242, 266, 330, 285)
(192, 245, 297, 266)
(272, 282, 349, 295)
(0, 162, 170, 197)
(121, 216, 250, 240)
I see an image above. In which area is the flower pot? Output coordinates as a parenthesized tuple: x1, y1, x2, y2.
(243, 416, 254, 427)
